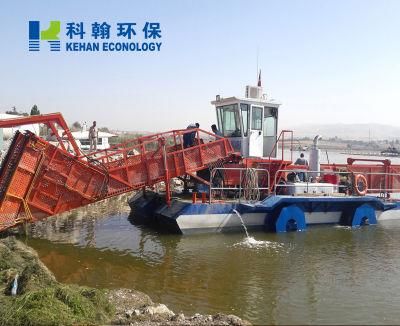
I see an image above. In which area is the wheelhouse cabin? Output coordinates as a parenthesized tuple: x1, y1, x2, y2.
(211, 85, 281, 158)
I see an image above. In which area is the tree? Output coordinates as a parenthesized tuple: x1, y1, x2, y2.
(30, 105, 40, 115)
(71, 121, 82, 131)
(99, 127, 110, 133)
(5, 106, 18, 115)
(6, 106, 28, 116)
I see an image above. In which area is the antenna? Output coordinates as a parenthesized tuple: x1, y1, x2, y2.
(256, 47, 259, 84)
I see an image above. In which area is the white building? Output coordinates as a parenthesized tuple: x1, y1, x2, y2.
(71, 130, 117, 151)
(0, 113, 40, 139)
(0, 113, 41, 152)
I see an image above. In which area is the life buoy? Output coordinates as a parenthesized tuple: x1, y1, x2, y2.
(354, 174, 368, 196)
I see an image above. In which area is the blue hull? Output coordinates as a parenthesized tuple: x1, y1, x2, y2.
(128, 191, 400, 234)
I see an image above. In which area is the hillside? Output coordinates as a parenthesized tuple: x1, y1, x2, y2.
(285, 123, 400, 141)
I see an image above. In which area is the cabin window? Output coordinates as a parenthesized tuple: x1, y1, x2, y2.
(240, 104, 249, 137)
(263, 117, 276, 137)
(251, 106, 263, 130)
(216, 104, 241, 137)
(264, 107, 277, 137)
(217, 109, 223, 132)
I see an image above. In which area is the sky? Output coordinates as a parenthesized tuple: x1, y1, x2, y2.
(0, 0, 400, 132)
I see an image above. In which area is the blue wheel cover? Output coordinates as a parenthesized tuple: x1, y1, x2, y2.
(276, 204, 306, 233)
(352, 204, 377, 227)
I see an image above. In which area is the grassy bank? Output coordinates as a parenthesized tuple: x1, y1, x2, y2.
(0, 236, 249, 326)
(0, 236, 114, 325)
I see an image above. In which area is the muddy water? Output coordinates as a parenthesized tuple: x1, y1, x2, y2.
(20, 152, 400, 324)
(20, 193, 400, 325)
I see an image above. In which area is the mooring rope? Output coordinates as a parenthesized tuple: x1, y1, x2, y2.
(242, 168, 260, 202)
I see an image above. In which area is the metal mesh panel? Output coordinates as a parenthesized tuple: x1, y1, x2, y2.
(202, 142, 224, 165)
(184, 148, 202, 170)
(0, 197, 21, 228)
(0, 129, 235, 231)
(7, 168, 32, 196)
(19, 148, 40, 172)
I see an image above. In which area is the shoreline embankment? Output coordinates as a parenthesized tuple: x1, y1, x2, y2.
(0, 236, 250, 325)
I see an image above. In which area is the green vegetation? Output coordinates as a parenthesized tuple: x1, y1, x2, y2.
(5, 107, 28, 116)
(109, 133, 143, 145)
(0, 237, 114, 326)
(71, 121, 82, 131)
(98, 127, 110, 133)
(30, 105, 40, 116)
(1, 285, 113, 326)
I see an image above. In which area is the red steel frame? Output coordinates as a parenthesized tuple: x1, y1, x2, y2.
(0, 113, 81, 155)
(0, 113, 235, 231)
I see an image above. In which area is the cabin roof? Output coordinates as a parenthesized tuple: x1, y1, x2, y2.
(71, 131, 117, 139)
(211, 96, 281, 108)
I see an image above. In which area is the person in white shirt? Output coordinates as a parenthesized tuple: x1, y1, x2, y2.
(89, 121, 98, 152)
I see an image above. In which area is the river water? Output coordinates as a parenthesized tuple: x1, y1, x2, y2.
(21, 151, 400, 325)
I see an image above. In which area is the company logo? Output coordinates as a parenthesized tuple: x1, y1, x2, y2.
(28, 20, 162, 53)
(29, 21, 61, 52)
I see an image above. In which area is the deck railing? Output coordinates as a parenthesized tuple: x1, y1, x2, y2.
(273, 168, 400, 198)
(209, 167, 270, 203)
(268, 130, 293, 162)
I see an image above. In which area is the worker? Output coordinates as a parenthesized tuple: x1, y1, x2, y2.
(211, 124, 223, 137)
(187, 122, 199, 129)
(89, 121, 98, 152)
(295, 153, 308, 166)
(294, 153, 308, 182)
(183, 122, 199, 148)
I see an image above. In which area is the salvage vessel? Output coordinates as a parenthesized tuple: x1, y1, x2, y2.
(129, 83, 400, 233)
(0, 81, 399, 234)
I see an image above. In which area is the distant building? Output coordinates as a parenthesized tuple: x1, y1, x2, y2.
(0, 113, 41, 152)
(71, 130, 117, 151)
(0, 113, 40, 139)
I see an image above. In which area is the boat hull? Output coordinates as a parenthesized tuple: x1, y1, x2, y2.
(128, 191, 400, 234)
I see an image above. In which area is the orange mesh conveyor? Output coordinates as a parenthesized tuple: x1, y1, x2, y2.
(0, 113, 234, 231)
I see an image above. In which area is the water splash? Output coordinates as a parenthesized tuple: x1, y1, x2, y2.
(232, 209, 249, 238)
(233, 236, 284, 250)
(334, 225, 352, 230)
(232, 209, 284, 250)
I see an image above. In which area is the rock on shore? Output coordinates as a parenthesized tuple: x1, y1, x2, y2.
(108, 288, 250, 325)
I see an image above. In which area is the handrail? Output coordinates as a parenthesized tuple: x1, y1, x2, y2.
(268, 130, 293, 162)
(347, 157, 391, 166)
(85, 128, 226, 158)
(209, 167, 270, 203)
(273, 168, 400, 196)
(274, 168, 340, 195)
